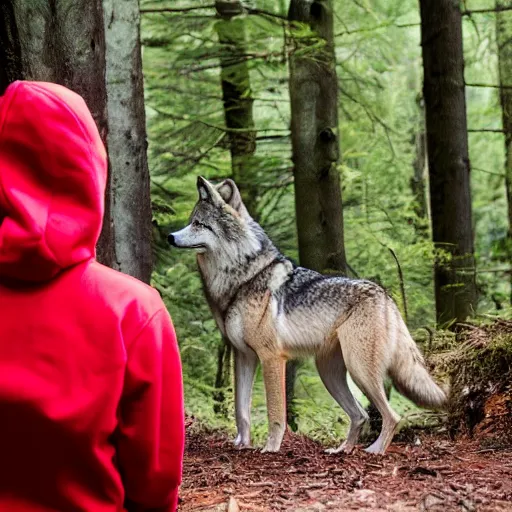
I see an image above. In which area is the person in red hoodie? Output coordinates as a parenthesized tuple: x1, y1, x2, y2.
(0, 81, 185, 511)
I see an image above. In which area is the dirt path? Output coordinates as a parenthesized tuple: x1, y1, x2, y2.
(179, 425, 512, 511)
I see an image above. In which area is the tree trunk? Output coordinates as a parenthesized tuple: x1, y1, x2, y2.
(288, 0, 347, 275)
(496, 0, 512, 303)
(215, 0, 258, 218)
(419, 0, 477, 325)
(410, 94, 429, 235)
(212, 0, 259, 416)
(103, 0, 153, 283)
(0, 1, 24, 94)
(213, 341, 232, 416)
(286, 0, 347, 428)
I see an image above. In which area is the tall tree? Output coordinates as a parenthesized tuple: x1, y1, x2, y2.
(496, 1, 512, 302)
(286, 0, 347, 428)
(215, 0, 259, 218)
(103, 0, 153, 283)
(419, 0, 477, 325)
(212, 0, 259, 415)
(287, 0, 347, 274)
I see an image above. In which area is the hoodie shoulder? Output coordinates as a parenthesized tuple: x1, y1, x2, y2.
(78, 261, 166, 344)
(84, 261, 162, 306)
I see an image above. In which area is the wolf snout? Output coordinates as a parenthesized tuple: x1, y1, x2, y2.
(167, 233, 176, 246)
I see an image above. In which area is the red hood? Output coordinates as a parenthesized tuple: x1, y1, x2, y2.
(0, 81, 107, 283)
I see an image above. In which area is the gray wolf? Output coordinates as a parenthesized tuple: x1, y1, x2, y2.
(169, 176, 447, 454)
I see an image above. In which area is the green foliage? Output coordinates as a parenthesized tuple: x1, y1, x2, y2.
(142, 0, 509, 443)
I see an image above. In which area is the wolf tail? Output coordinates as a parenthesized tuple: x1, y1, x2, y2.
(388, 325, 447, 410)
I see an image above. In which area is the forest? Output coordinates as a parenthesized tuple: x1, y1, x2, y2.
(1, 0, 512, 510)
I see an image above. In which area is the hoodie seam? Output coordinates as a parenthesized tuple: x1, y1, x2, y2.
(125, 307, 166, 357)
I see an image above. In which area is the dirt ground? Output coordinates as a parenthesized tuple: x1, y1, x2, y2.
(179, 424, 512, 511)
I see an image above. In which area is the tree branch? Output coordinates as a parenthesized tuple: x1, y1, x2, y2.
(335, 21, 420, 37)
(141, 4, 215, 14)
(468, 128, 505, 133)
(466, 82, 512, 89)
(462, 5, 512, 15)
(388, 248, 408, 323)
(140, 3, 286, 20)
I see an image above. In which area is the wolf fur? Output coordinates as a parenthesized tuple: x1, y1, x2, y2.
(169, 176, 447, 454)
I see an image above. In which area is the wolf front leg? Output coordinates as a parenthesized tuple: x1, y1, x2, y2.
(234, 347, 258, 448)
(261, 357, 287, 453)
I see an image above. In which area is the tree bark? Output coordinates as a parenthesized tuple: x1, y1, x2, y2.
(103, 0, 153, 283)
(410, 94, 429, 234)
(0, 1, 24, 94)
(286, 0, 347, 428)
(496, 0, 512, 303)
(215, 0, 259, 218)
(288, 0, 347, 275)
(419, 0, 477, 325)
(212, 0, 259, 416)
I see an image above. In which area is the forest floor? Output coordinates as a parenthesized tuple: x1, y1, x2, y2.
(179, 421, 512, 512)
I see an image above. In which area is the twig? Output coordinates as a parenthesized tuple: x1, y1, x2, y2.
(140, 3, 287, 21)
(388, 247, 408, 323)
(466, 82, 512, 90)
(336, 21, 420, 37)
(248, 481, 274, 487)
(141, 4, 215, 14)
(472, 166, 505, 177)
(462, 6, 512, 15)
(468, 128, 505, 133)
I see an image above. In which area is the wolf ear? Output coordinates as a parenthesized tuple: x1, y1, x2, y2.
(197, 176, 224, 205)
(216, 179, 247, 214)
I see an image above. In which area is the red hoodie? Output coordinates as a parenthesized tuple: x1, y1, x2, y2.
(0, 81, 184, 511)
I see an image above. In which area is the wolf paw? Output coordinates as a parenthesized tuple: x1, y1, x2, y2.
(261, 441, 281, 453)
(325, 441, 354, 454)
(364, 442, 386, 455)
(233, 434, 251, 449)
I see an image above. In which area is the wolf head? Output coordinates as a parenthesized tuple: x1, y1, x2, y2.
(168, 177, 269, 262)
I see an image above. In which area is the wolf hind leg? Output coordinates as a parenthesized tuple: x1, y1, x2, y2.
(316, 345, 368, 453)
(338, 325, 401, 455)
(234, 347, 258, 449)
(261, 357, 287, 453)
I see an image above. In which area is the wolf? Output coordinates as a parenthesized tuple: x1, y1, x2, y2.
(168, 176, 447, 454)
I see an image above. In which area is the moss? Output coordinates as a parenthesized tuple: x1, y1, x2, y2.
(442, 320, 512, 441)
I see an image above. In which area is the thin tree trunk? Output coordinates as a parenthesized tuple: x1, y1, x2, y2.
(288, 0, 347, 275)
(410, 94, 429, 234)
(213, 341, 232, 416)
(103, 0, 153, 283)
(496, 0, 512, 303)
(419, 0, 477, 325)
(215, 0, 258, 218)
(212, 0, 259, 416)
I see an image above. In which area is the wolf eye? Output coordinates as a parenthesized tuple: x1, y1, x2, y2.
(192, 220, 214, 233)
